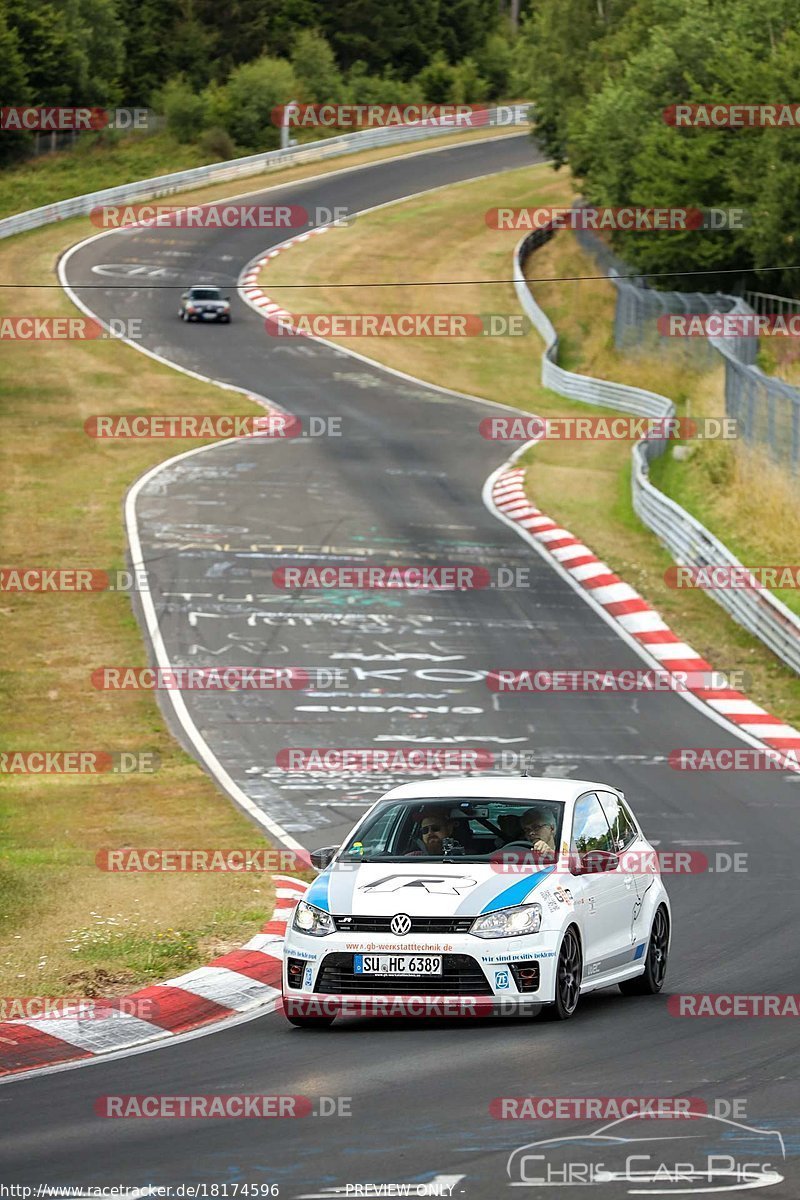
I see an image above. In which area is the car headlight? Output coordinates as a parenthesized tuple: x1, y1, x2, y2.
(470, 903, 542, 939)
(293, 900, 336, 937)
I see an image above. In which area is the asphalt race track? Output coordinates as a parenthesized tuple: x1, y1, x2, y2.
(1, 133, 798, 1197)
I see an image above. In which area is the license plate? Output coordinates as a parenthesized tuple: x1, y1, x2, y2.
(354, 954, 442, 976)
(201, 311, 216, 319)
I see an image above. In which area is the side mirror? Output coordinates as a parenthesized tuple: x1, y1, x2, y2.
(225, 295, 231, 301)
(310, 845, 339, 871)
(181, 292, 189, 299)
(573, 850, 619, 875)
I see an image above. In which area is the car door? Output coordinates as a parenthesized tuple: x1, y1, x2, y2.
(597, 789, 649, 950)
(570, 792, 637, 981)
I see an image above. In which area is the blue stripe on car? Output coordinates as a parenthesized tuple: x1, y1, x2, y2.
(479, 868, 554, 913)
(304, 873, 330, 912)
(633, 941, 646, 960)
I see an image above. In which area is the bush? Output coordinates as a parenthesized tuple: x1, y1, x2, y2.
(414, 53, 457, 104)
(198, 126, 236, 160)
(158, 77, 207, 143)
(343, 61, 416, 106)
(449, 57, 488, 105)
(209, 56, 298, 151)
(476, 33, 513, 99)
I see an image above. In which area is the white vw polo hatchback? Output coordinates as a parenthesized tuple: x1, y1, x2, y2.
(281, 776, 671, 1027)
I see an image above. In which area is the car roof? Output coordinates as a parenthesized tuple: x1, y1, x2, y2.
(189, 284, 221, 290)
(376, 776, 621, 805)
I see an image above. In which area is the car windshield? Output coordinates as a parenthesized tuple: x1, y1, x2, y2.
(338, 798, 565, 863)
(190, 288, 221, 299)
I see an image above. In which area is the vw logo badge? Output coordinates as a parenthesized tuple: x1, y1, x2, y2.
(390, 913, 412, 936)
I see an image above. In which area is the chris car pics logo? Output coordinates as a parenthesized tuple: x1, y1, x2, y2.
(506, 1112, 785, 1191)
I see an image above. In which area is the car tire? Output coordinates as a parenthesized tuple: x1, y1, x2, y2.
(542, 926, 582, 1021)
(285, 1013, 335, 1029)
(619, 905, 669, 995)
(221, 315, 231, 323)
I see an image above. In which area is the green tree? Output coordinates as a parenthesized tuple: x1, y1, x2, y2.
(80, 0, 126, 106)
(476, 32, 513, 99)
(122, 0, 183, 104)
(321, 0, 442, 79)
(414, 53, 457, 104)
(5, 0, 85, 104)
(439, 0, 497, 64)
(449, 57, 489, 105)
(157, 77, 208, 142)
(0, 0, 30, 163)
(208, 55, 298, 150)
(291, 29, 343, 101)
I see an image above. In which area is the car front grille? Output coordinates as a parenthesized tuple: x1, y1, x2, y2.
(314, 953, 493, 995)
(331, 915, 475, 934)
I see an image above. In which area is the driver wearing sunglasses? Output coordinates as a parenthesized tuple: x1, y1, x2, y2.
(410, 810, 465, 856)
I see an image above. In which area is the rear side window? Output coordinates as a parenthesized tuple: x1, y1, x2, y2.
(597, 791, 637, 851)
(571, 793, 614, 854)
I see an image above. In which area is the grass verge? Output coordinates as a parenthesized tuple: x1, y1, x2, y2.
(261, 163, 800, 728)
(0, 130, 519, 997)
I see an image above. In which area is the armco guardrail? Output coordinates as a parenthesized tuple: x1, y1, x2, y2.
(0, 108, 530, 240)
(514, 225, 800, 675)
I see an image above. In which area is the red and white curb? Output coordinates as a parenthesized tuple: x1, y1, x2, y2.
(491, 467, 800, 762)
(239, 226, 331, 325)
(0, 875, 306, 1078)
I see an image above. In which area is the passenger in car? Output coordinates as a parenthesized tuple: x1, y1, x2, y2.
(519, 807, 558, 861)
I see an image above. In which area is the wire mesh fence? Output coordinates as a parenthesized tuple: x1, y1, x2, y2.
(572, 224, 800, 472)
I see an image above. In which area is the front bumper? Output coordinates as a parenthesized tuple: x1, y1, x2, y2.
(282, 928, 562, 1015)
